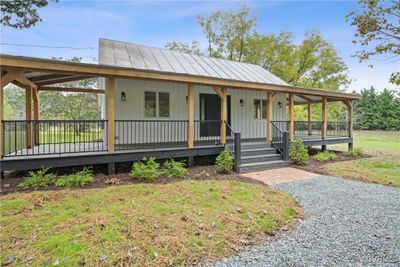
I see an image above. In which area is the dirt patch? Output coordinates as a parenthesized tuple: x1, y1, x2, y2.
(0, 165, 265, 195)
(291, 148, 368, 175)
(241, 167, 320, 185)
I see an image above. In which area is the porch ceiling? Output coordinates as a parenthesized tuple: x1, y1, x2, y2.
(0, 54, 361, 102)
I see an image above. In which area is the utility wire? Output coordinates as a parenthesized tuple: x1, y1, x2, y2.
(0, 42, 95, 50)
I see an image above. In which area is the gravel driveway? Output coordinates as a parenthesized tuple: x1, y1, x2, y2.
(215, 176, 400, 267)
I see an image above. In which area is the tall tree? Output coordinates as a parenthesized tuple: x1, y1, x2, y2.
(196, 3, 256, 61)
(1, 0, 57, 29)
(165, 40, 203, 56)
(347, 0, 400, 85)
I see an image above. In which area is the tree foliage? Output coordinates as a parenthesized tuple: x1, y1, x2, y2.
(165, 40, 203, 56)
(347, 0, 400, 85)
(0, 0, 57, 29)
(354, 87, 400, 130)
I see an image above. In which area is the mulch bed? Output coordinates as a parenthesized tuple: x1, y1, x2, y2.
(290, 148, 367, 175)
(0, 164, 265, 195)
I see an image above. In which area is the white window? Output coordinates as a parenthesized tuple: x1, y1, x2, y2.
(144, 91, 170, 118)
(254, 99, 267, 119)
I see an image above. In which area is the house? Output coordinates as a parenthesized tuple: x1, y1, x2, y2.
(0, 38, 361, 175)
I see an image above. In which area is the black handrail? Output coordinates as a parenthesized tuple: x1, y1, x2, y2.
(225, 121, 241, 173)
(271, 121, 289, 161)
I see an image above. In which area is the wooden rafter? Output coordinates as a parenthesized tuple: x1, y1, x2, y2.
(36, 75, 93, 86)
(38, 86, 105, 94)
(1, 70, 23, 88)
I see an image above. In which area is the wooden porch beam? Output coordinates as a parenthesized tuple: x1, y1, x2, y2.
(38, 86, 105, 94)
(1, 70, 23, 88)
(36, 75, 93, 86)
(32, 88, 40, 145)
(322, 97, 327, 140)
(288, 93, 295, 141)
(266, 91, 273, 142)
(16, 74, 37, 89)
(107, 78, 115, 153)
(212, 85, 224, 99)
(187, 84, 194, 148)
(296, 94, 313, 102)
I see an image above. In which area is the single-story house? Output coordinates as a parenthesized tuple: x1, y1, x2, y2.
(0, 38, 361, 174)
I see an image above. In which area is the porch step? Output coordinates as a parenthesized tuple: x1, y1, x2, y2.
(239, 160, 289, 173)
(233, 140, 287, 173)
(241, 154, 282, 164)
(241, 147, 277, 157)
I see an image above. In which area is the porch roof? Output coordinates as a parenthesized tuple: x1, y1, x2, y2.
(0, 52, 361, 104)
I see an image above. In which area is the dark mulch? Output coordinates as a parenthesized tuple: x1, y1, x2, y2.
(0, 164, 264, 195)
(290, 148, 367, 175)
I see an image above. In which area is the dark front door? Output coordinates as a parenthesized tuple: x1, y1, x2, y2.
(199, 93, 231, 137)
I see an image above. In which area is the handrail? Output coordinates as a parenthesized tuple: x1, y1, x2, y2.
(224, 121, 241, 173)
(271, 121, 284, 154)
(271, 121, 289, 161)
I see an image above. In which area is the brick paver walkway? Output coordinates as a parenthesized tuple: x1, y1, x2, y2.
(240, 167, 320, 185)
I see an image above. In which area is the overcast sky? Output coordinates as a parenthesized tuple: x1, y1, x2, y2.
(1, 0, 398, 92)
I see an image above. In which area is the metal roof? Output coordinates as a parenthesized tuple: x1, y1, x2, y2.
(99, 38, 289, 86)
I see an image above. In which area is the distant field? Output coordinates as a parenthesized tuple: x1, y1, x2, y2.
(331, 130, 400, 155)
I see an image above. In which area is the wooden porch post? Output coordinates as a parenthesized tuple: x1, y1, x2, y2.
(25, 86, 33, 148)
(220, 87, 227, 145)
(266, 92, 273, 142)
(344, 99, 353, 151)
(107, 77, 115, 153)
(321, 97, 327, 151)
(307, 103, 312, 136)
(288, 93, 294, 141)
(187, 84, 194, 148)
(32, 88, 40, 145)
(0, 85, 3, 158)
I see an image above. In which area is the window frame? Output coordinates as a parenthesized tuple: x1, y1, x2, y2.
(144, 91, 171, 119)
(253, 98, 268, 120)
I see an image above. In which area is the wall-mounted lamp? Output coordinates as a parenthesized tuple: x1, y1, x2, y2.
(186, 95, 188, 103)
(121, 92, 126, 101)
(278, 101, 282, 109)
(240, 99, 244, 107)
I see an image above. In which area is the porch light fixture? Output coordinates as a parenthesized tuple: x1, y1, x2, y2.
(121, 92, 126, 101)
(186, 95, 188, 102)
(278, 101, 282, 108)
(240, 99, 244, 107)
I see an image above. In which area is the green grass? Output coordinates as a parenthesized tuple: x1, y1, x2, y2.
(0, 180, 302, 266)
(330, 130, 400, 155)
(325, 156, 400, 188)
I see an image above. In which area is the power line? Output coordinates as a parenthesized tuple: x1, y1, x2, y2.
(0, 42, 95, 50)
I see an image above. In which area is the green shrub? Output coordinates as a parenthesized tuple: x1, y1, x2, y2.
(345, 147, 363, 157)
(18, 167, 57, 189)
(215, 147, 234, 173)
(55, 167, 94, 187)
(130, 157, 161, 181)
(313, 151, 337, 162)
(289, 140, 309, 165)
(162, 159, 187, 178)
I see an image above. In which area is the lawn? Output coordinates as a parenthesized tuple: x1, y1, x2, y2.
(0, 180, 301, 266)
(325, 156, 400, 188)
(330, 130, 400, 155)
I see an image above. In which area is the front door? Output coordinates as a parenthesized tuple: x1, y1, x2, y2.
(199, 93, 231, 137)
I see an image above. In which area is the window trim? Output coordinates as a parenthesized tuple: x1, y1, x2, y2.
(253, 98, 268, 120)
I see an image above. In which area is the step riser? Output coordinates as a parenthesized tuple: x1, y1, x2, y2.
(241, 155, 282, 164)
(241, 149, 277, 157)
(239, 161, 288, 173)
(241, 143, 271, 150)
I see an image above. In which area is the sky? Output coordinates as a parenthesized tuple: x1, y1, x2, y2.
(1, 0, 398, 92)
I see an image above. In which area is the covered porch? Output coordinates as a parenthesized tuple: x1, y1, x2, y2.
(0, 54, 360, 173)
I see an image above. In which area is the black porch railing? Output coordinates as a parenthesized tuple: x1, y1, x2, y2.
(327, 121, 348, 137)
(194, 120, 221, 145)
(115, 120, 188, 150)
(2, 120, 107, 157)
(294, 121, 323, 140)
(271, 121, 289, 161)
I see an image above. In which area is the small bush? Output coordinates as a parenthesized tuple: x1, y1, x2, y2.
(289, 140, 309, 165)
(215, 147, 234, 173)
(18, 167, 57, 189)
(130, 157, 161, 181)
(345, 147, 363, 157)
(55, 167, 94, 187)
(162, 159, 187, 178)
(314, 151, 337, 162)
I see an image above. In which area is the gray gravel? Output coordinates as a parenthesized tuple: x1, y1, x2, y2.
(215, 176, 400, 267)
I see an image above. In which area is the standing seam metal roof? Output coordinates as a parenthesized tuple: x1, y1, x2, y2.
(99, 38, 289, 86)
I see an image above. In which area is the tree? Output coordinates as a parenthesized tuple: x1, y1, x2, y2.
(347, 0, 400, 85)
(165, 40, 203, 56)
(0, 0, 57, 29)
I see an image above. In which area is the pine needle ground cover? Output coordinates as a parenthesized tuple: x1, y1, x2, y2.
(0, 180, 301, 266)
